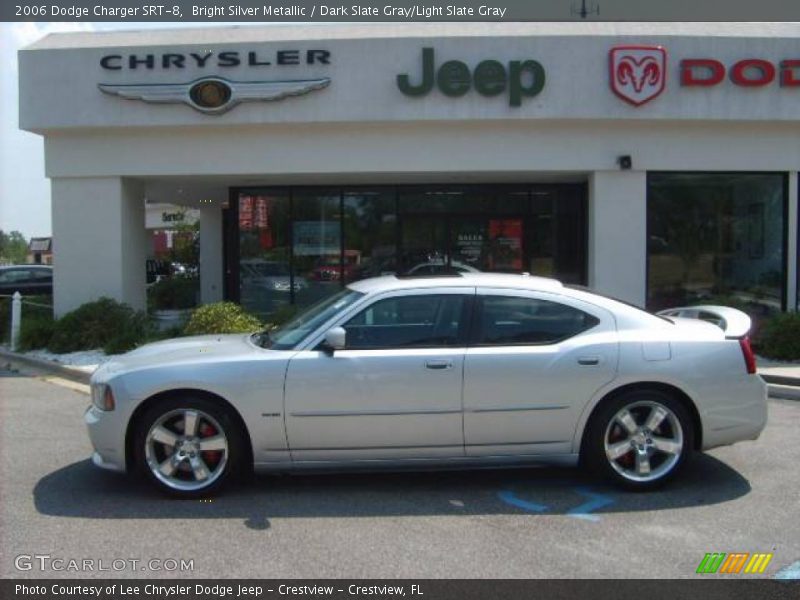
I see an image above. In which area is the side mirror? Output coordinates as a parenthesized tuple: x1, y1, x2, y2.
(323, 327, 346, 352)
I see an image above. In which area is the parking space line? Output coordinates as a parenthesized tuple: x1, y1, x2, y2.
(566, 486, 615, 522)
(497, 490, 548, 513)
(775, 561, 800, 580)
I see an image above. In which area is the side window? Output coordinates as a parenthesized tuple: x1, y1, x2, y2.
(0, 269, 25, 284)
(32, 269, 52, 281)
(343, 294, 466, 350)
(475, 295, 599, 345)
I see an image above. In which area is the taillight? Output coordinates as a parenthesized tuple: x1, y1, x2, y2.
(739, 336, 757, 374)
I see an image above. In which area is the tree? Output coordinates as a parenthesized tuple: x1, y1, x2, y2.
(0, 230, 29, 264)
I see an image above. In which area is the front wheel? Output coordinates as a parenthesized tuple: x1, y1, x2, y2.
(133, 396, 245, 498)
(583, 390, 694, 491)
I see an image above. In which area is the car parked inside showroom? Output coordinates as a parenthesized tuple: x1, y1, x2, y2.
(85, 273, 767, 497)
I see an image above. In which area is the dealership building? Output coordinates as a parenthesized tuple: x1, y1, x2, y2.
(18, 23, 800, 320)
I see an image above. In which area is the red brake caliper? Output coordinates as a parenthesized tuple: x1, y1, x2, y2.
(611, 425, 634, 467)
(199, 422, 222, 467)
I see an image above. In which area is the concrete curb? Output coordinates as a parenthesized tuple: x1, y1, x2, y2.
(761, 373, 800, 388)
(768, 384, 800, 401)
(0, 349, 92, 385)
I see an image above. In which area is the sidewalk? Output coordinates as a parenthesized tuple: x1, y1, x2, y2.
(757, 359, 800, 384)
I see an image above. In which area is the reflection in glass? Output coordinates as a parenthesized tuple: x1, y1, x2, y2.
(233, 184, 589, 321)
(647, 173, 785, 313)
(343, 190, 397, 282)
(238, 193, 291, 321)
(292, 190, 342, 308)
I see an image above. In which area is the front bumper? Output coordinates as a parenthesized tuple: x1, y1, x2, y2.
(84, 405, 127, 472)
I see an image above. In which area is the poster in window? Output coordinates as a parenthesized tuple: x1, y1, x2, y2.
(489, 219, 523, 271)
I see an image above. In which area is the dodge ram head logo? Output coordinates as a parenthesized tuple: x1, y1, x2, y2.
(610, 45, 667, 106)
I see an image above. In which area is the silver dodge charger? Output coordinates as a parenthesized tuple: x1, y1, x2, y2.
(86, 273, 767, 497)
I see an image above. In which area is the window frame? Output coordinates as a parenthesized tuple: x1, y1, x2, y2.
(339, 291, 475, 351)
(467, 289, 602, 348)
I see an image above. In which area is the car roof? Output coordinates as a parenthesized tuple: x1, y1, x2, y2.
(0, 264, 52, 270)
(347, 273, 564, 294)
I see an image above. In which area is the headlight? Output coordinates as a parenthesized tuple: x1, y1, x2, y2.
(91, 383, 116, 411)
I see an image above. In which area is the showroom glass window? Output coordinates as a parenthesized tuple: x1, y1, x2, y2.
(231, 184, 588, 323)
(647, 173, 786, 313)
(342, 189, 397, 283)
(292, 190, 342, 308)
(237, 192, 290, 321)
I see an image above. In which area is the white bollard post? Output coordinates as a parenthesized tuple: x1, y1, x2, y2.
(10, 291, 21, 352)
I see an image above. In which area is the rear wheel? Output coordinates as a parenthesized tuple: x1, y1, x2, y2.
(584, 390, 694, 491)
(133, 396, 245, 498)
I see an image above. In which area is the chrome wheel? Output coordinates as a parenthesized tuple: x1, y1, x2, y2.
(144, 408, 229, 492)
(604, 401, 684, 483)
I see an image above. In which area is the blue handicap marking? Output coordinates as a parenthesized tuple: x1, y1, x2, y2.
(775, 561, 800, 580)
(498, 490, 548, 513)
(565, 486, 615, 522)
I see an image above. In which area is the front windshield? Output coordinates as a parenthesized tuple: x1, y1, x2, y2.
(254, 289, 364, 350)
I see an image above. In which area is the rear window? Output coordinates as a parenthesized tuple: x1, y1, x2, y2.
(474, 296, 599, 345)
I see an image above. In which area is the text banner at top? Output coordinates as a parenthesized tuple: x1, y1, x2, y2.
(4, 0, 800, 22)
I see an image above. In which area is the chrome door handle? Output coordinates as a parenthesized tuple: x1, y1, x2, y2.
(425, 360, 453, 370)
(577, 356, 601, 366)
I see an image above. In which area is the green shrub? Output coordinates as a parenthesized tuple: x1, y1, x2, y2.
(147, 277, 199, 310)
(18, 315, 56, 351)
(183, 302, 262, 336)
(48, 297, 149, 354)
(757, 313, 800, 361)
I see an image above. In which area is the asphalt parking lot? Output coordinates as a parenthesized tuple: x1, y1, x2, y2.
(1, 367, 798, 579)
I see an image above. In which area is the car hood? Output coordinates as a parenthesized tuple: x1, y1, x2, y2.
(98, 333, 268, 375)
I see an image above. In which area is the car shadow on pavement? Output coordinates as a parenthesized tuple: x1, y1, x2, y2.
(33, 453, 751, 529)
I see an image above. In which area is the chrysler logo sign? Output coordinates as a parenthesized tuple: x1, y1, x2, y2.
(609, 45, 667, 106)
(98, 76, 331, 114)
(98, 48, 332, 114)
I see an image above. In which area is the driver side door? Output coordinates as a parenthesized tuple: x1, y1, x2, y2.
(284, 289, 472, 462)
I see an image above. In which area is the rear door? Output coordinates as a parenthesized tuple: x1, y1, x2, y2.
(463, 288, 618, 456)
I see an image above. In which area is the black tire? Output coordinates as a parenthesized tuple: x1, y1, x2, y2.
(132, 395, 246, 498)
(582, 389, 694, 491)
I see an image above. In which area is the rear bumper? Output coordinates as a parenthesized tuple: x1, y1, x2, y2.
(701, 375, 768, 450)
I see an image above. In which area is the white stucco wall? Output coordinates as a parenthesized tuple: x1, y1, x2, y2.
(589, 171, 647, 306)
(51, 177, 147, 315)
